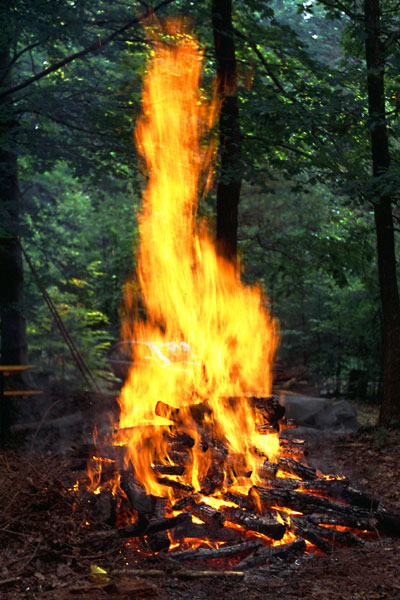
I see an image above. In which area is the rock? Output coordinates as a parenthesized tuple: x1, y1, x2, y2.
(279, 395, 358, 434)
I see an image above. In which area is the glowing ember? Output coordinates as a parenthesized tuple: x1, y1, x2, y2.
(115, 18, 278, 498)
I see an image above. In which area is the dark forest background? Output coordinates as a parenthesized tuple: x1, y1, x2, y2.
(1, 0, 400, 425)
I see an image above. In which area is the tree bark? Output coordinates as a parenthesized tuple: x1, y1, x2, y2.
(211, 0, 241, 267)
(364, 0, 400, 425)
(0, 23, 28, 366)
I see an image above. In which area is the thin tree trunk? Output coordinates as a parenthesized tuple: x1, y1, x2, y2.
(0, 24, 28, 366)
(364, 0, 400, 425)
(211, 0, 241, 267)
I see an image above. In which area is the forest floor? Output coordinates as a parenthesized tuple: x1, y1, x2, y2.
(1, 402, 400, 599)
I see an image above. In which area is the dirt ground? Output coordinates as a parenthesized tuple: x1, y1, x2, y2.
(1, 403, 400, 600)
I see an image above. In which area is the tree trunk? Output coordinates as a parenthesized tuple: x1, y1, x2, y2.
(211, 0, 241, 267)
(364, 0, 400, 425)
(0, 30, 28, 365)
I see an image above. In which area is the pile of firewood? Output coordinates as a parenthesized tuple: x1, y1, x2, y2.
(72, 395, 400, 568)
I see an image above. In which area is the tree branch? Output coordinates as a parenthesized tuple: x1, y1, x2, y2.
(316, 0, 361, 21)
(382, 31, 400, 50)
(233, 27, 287, 96)
(0, 0, 176, 100)
(0, 42, 42, 85)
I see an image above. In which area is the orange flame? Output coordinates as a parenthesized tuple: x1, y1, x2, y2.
(115, 18, 278, 497)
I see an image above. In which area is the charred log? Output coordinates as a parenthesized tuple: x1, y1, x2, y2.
(277, 457, 317, 480)
(120, 512, 192, 538)
(251, 486, 372, 522)
(237, 537, 306, 568)
(172, 521, 242, 543)
(287, 516, 333, 553)
(258, 462, 278, 480)
(157, 477, 193, 492)
(307, 511, 376, 531)
(250, 396, 285, 423)
(187, 500, 225, 528)
(223, 507, 285, 540)
(152, 464, 185, 476)
(171, 540, 262, 562)
(120, 473, 156, 514)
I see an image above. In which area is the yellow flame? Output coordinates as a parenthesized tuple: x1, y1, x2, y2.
(116, 18, 278, 497)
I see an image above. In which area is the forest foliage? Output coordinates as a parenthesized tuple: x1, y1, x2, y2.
(2, 0, 400, 408)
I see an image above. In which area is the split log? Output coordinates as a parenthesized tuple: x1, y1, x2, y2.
(172, 522, 242, 543)
(258, 462, 278, 480)
(223, 507, 285, 540)
(251, 486, 372, 522)
(376, 507, 400, 535)
(187, 500, 225, 528)
(258, 477, 351, 495)
(250, 396, 285, 423)
(157, 477, 193, 492)
(119, 512, 192, 538)
(308, 512, 376, 531)
(225, 492, 255, 511)
(256, 423, 279, 434)
(152, 464, 185, 476)
(171, 540, 262, 562)
(166, 451, 189, 465)
(166, 431, 195, 448)
(279, 438, 308, 457)
(278, 417, 297, 430)
(120, 473, 156, 514)
(277, 457, 317, 480)
(311, 523, 364, 547)
(172, 496, 197, 511)
(287, 516, 333, 553)
(144, 498, 170, 553)
(155, 400, 212, 424)
(94, 489, 118, 526)
(236, 537, 306, 569)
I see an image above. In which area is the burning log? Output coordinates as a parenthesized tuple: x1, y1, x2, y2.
(152, 463, 185, 476)
(171, 540, 262, 562)
(222, 507, 286, 540)
(165, 450, 189, 465)
(287, 516, 333, 553)
(94, 489, 118, 526)
(144, 497, 170, 553)
(120, 473, 156, 514)
(172, 522, 242, 543)
(187, 500, 225, 528)
(155, 400, 212, 424)
(311, 522, 365, 547)
(258, 461, 278, 480)
(120, 512, 192, 538)
(277, 457, 317, 480)
(256, 423, 279, 434)
(251, 486, 373, 522)
(308, 512, 376, 531)
(278, 417, 298, 430)
(250, 396, 285, 423)
(157, 477, 193, 492)
(225, 492, 255, 511)
(278, 439, 308, 460)
(236, 537, 307, 568)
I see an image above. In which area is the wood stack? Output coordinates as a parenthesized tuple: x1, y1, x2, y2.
(74, 395, 400, 568)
